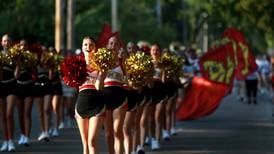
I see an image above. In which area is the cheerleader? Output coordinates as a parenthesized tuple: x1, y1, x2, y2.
(120, 42, 137, 154)
(136, 46, 153, 154)
(16, 39, 35, 147)
(161, 50, 180, 140)
(123, 42, 147, 153)
(75, 36, 106, 154)
(48, 47, 63, 137)
(148, 44, 168, 150)
(102, 35, 127, 154)
(0, 34, 17, 152)
(34, 46, 53, 141)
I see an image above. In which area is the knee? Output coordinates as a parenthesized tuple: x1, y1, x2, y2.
(44, 108, 51, 115)
(114, 128, 123, 139)
(88, 137, 97, 148)
(139, 117, 147, 127)
(123, 124, 131, 136)
(105, 129, 113, 139)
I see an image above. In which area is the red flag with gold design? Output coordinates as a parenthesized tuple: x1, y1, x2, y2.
(222, 28, 257, 80)
(199, 44, 235, 86)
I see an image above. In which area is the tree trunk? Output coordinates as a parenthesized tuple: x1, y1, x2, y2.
(67, 0, 75, 55)
(55, 0, 64, 53)
(111, 0, 118, 31)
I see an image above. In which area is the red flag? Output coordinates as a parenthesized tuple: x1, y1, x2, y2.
(199, 44, 235, 85)
(176, 77, 230, 120)
(222, 28, 257, 80)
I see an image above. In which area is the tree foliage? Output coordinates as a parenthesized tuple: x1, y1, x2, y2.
(0, 0, 54, 45)
(0, 0, 272, 53)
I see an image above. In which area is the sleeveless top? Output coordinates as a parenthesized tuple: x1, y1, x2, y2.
(36, 65, 50, 85)
(153, 67, 161, 80)
(104, 66, 125, 87)
(17, 68, 33, 84)
(79, 69, 98, 91)
(2, 64, 16, 84)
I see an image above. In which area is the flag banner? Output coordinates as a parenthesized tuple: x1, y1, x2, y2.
(199, 44, 235, 85)
(176, 77, 230, 120)
(176, 28, 258, 121)
(222, 28, 257, 80)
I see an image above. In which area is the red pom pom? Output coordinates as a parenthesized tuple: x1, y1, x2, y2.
(60, 55, 87, 88)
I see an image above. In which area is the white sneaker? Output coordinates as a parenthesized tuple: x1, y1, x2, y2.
(58, 122, 65, 129)
(8, 140, 15, 152)
(144, 137, 150, 145)
(24, 137, 30, 147)
(38, 132, 50, 141)
(18, 134, 25, 145)
(170, 128, 177, 136)
(136, 145, 145, 154)
(49, 128, 53, 135)
(52, 128, 59, 137)
(162, 130, 170, 140)
(38, 132, 45, 141)
(151, 139, 160, 150)
(0, 141, 8, 152)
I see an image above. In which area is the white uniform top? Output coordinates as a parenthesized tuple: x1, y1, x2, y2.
(79, 70, 98, 91)
(104, 66, 124, 86)
(153, 68, 161, 80)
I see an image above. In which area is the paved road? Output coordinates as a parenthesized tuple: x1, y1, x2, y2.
(1, 90, 274, 154)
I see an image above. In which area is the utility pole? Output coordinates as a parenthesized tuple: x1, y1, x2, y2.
(111, 0, 118, 31)
(202, 13, 208, 52)
(55, 0, 64, 53)
(156, 0, 162, 28)
(67, 0, 75, 55)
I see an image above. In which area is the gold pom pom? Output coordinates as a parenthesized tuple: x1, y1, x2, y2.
(157, 52, 184, 79)
(20, 50, 38, 69)
(125, 52, 154, 88)
(90, 48, 117, 72)
(41, 51, 55, 68)
(6, 44, 22, 65)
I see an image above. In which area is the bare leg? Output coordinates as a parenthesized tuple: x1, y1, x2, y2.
(140, 102, 151, 146)
(51, 95, 62, 131)
(23, 97, 33, 138)
(76, 117, 89, 154)
(123, 111, 135, 154)
(154, 101, 164, 141)
(36, 97, 45, 132)
(104, 110, 114, 154)
(88, 116, 104, 154)
(43, 95, 52, 133)
(113, 107, 126, 154)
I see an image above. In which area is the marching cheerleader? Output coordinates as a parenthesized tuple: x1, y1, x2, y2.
(123, 42, 147, 154)
(0, 34, 17, 152)
(34, 45, 53, 141)
(16, 39, 36, 147)
(148, 44, 168, 150)
(136, 45, 153, 154)
(74, 36, 106, 154)
(48, 47, 63, 137)
(102, 35, 127, 154)
(120, 42, 140, 154)
(161, 50, 181, 140)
